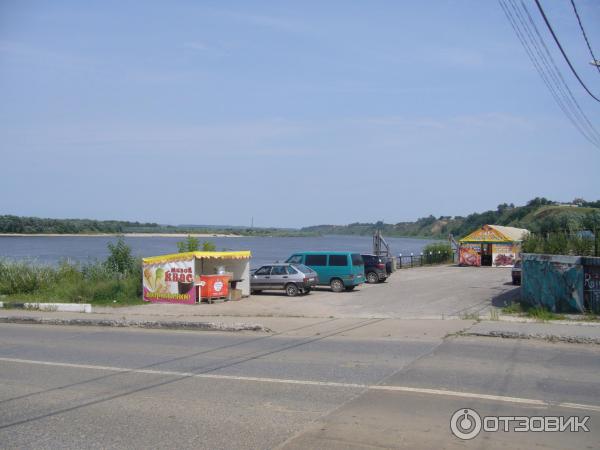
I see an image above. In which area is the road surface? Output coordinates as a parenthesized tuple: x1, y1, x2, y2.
(97, 265, 517, 319)
(0, 322, 598, 449)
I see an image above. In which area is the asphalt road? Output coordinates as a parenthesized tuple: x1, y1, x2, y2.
(0, 323, 598, 449)
(99, 265, 518, 319)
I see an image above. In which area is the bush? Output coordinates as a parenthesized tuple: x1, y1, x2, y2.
(422, 242, 453, 264)
(177, 235, 216, 252)
(177, 235, 200, 252)
(202, 240, 216, 251)
(104, 237, 136, 275)
(522, 232, 597, 256)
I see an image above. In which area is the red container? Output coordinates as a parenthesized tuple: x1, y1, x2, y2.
(199, 275, 230, 299)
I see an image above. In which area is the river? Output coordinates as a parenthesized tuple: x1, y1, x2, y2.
(0, 235, 441, 268)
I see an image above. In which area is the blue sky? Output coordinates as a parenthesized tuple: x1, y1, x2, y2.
(1, 0, 599, 228)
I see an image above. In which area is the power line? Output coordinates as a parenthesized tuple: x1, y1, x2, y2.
(570, 0, 600, 75)
(498, 0, 592, 146)
(534, 0, 600, 102)
(518, 0, 600, 146)
(497, 0, 600, 148)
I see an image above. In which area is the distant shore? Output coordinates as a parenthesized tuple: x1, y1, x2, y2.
(0, 233, 240, 238)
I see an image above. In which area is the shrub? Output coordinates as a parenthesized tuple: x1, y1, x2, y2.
(104, 237, 136, 275)
(177, 235, 200, 253)
(202, 240, 216, 251)
(422, 242, 453, 264)
(177, 236, 216, 252)
(522, 232, 596, 256)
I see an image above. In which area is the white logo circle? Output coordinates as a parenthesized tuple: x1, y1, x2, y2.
(450, 408, 482, 440)
(213, 281, 223, 292)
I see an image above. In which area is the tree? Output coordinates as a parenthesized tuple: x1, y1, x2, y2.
(105, 237, 136, 275)
(202, 241, 216, 251)
(176, 236, 216, 252)
(177, 235, 200, 253)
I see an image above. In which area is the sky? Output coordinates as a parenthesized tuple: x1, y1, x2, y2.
(1, 0, 599, 228)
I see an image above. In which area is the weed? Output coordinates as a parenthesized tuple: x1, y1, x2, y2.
(460, 312, 480, 321)
(502, 302, 524, 315)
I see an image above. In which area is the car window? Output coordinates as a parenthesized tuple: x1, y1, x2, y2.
(361, 255, 375, 264)
(286, 255, 303, 264)
(271, 266, 287, 275)
(329, 254, 348, 266)
(294, 264, 314, 274)
(255, 266, 271, 275)
(306, 254, 327, 266)
(286, 266, 298, 275)
(351, 254, 364, 266)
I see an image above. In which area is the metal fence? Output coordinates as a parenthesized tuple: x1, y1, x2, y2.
(396, 251, 456, 269)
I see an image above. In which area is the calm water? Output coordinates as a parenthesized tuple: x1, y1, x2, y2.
(0, 235, 440, 268)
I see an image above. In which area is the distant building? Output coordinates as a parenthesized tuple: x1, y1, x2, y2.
(459, 225, 529, 267)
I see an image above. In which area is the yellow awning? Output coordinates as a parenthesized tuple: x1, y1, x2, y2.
(459, 225, 529, 243)
(143, 251, 251, 264)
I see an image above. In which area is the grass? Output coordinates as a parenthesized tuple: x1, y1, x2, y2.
(502, 301, 566, 321)
(0, 259, 145, 307)
(460, 312, 481, 321)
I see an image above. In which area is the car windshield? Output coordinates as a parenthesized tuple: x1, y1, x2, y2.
(293, 264, 315, 274)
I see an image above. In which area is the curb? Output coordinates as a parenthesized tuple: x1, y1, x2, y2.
(0, 316, 271, 333)
(0, 302, 92, 313)
(464, 330, 600, 345)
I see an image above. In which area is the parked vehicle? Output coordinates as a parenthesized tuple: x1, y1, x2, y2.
(361, 254, 388, 283)
(512, 260, 522, 285)
(250, 263, 318, 296)
(286, 251, 364, 292)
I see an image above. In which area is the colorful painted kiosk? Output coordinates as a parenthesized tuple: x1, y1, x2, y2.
(142, 251, 251, 304)
(459, 225, 529, 267)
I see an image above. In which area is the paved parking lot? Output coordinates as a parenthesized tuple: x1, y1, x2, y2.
(101, 265, 518, 319)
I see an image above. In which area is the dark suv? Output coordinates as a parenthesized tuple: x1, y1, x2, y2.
(360, 254, 388, 283)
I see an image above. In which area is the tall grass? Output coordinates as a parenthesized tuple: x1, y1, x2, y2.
(522, 232, 597, 256)
(0, 259, 143, 305)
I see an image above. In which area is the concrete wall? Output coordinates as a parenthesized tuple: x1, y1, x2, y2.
(522, 254, 600, 313)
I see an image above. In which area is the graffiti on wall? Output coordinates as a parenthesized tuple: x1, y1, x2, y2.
(584, 264, 600, 313)
(522, 256, 585, 313)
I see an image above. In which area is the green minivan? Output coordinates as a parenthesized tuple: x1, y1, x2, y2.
(285, 251, 364, 292)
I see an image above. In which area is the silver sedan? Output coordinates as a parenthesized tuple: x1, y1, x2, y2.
(250, 263, 318, 296)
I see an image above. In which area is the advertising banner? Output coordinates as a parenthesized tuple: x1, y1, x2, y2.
(459, 244, 481, 266)
(143, 259, 196, 304)
(492, 244, 516, 267)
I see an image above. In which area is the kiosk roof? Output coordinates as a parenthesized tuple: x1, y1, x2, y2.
(143, 251, 251, 264)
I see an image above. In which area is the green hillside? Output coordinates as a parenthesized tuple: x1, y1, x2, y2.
(301, 198, 600, 239)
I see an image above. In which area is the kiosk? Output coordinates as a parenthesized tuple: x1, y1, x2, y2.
(142, 251, 251, 304)
(459, 225, 528, 267)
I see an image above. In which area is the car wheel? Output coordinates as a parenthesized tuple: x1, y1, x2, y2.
(366, 272, 379, 284)
(304, 287, 311, 294)
(330, 278, 344, 293)
(285, 283, 299, 297)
